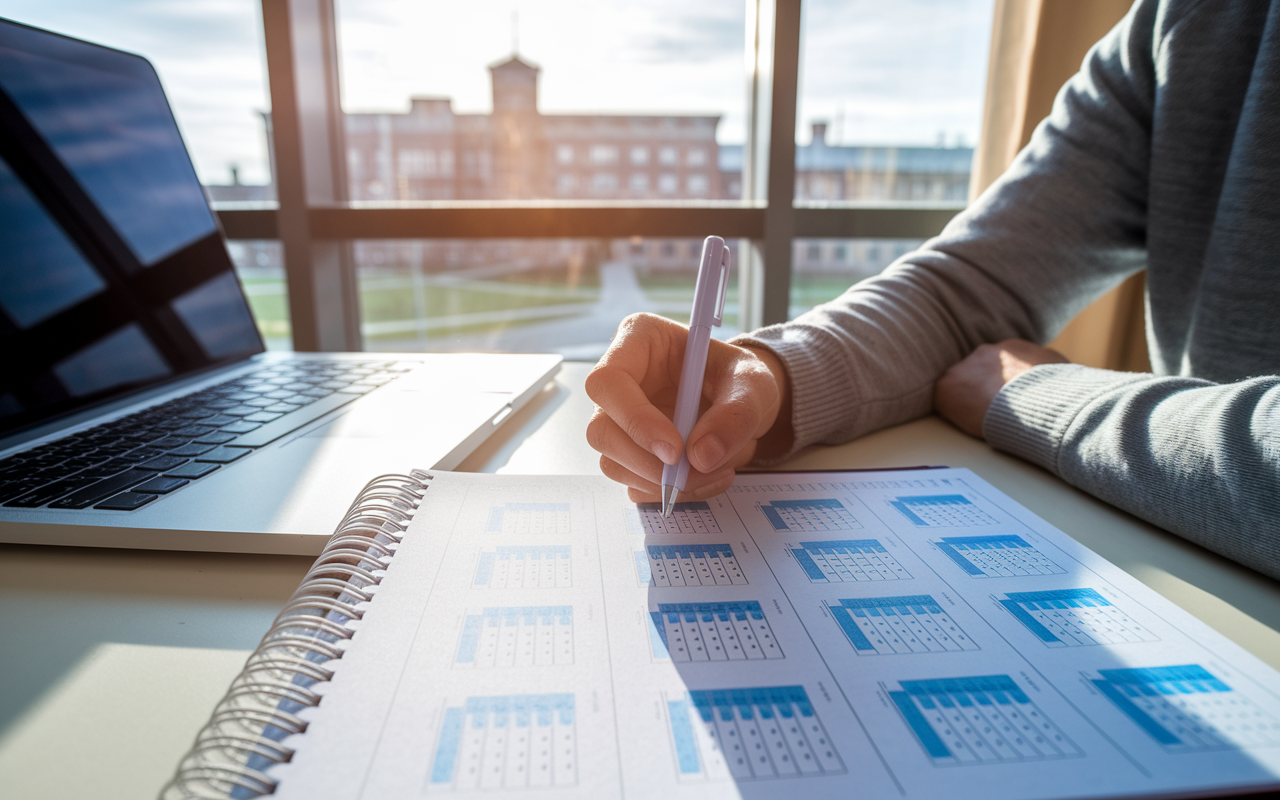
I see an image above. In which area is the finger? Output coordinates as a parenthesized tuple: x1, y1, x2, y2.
(666, 468, 737, 502)
(586, 407, 667, 486)
(599, 454, 662, 496)
(586, 314, 685, 464)
(685, 351, 780, 474)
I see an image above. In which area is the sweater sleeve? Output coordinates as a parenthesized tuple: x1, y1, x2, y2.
(986, 365, 1280, 579)
(738, 0, 1160, 452)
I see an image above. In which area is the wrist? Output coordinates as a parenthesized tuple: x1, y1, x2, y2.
(739, 343, 794, 461)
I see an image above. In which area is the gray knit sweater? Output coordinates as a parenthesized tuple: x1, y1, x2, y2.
(739, 0, 1280, 579)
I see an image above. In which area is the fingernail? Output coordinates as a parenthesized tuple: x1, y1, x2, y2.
(692, 435, 726, 471)
(652, 440, 679, 465)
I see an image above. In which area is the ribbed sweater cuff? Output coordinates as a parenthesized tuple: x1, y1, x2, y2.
(732, 326, 855, 461)
(984, 363, 1149, 474)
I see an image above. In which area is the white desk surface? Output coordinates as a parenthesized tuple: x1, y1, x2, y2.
(1, 361, 1277, 800)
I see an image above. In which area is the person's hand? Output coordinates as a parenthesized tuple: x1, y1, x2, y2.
(586, 313, 792, 502)
(934, 339, 1069, 438)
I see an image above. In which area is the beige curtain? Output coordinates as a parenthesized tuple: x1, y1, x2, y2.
(972, 0, 1149, 372)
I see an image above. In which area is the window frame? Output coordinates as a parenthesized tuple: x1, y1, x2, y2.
(218, 0, 964, 351)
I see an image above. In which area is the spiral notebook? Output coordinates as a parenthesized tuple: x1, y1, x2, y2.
(162, 468, 1280, 800)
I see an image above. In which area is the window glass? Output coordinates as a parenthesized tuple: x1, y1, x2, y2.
(790, 237, 925, 316)
(356, 238, 739, 361)
(336, 0, 745, 202)
(226, 240, 291, 351)
(2, 0, 273, 193)
(795, 0, 992, 204)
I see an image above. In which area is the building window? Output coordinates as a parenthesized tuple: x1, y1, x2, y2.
(556, 174, 577, 193)
(628, 173, 649, 193)
(397, 149, 437, 178)
(807, 243, 821, 262)
(589, 145, 619, 165)
(687, 174, 709, 195)
(661, 241, 676, 258)
(439, 150, 455, 178)
(834, 244, 847, 262)
(657, 146, 678, 166)
(592, 172, 619, 193)
(555, 145, 575, 165)
(658, 173, 678, 194)
(630, 146, 649, 166)
(686, 148, 707, 167)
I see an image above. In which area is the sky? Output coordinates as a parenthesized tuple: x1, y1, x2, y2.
(0, 0, 993, 187)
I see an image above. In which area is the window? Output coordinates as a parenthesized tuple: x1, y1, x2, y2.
(657, 174, 678, 194)
(556, 174, 577, 194)
(628, 173, 649, 193)
(556, 145, 575, 165)
(397, 149, 437, 178)
(686, 174, 709, 195)
(592, 173, 619, 193)
(629, 146, 649, 166)
(657, 146, 678, 166)
(790, 238, 926, 315)
(589, 145, 619, 166)
(686, 148, 707, 167)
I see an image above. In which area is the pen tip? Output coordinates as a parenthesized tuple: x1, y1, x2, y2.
(661, 484, 679, 517)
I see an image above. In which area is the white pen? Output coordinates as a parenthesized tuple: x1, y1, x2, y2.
(660, 236, 731, 517)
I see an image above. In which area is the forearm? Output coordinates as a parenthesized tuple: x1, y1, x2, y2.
(987, 365, 1280, 579)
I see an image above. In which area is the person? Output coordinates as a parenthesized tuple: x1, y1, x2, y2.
(585, 0, 1280, 579)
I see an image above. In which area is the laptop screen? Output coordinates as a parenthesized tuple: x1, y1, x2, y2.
(0, 19, 264, 438)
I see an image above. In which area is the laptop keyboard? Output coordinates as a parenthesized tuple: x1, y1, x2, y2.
(0, 359, 417, 511)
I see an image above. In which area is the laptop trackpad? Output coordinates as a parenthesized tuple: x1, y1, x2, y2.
(304, 389, 508, 441)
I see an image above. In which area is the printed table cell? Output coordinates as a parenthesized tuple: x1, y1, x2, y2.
(1092, 665, 1280, 752)
(933, 535, 1065, 578)
(830, 595, 978, 655)
(635, 501, 722, 535)
(429, 694, 576, 791)
(649, 601, 783, 661)
(999, 588, 1158, 647)
(456, 607, 574, 668)
(790, 539, 910, 582)
(666, 686, 844, 782)
(474, 546, 572, 589)
(890, 494, 997, 527)
(486, 503, 571, 536)
(639, 543, 746, 587)
(888, 675, 1081, 765)
(759, 498, 861, 532)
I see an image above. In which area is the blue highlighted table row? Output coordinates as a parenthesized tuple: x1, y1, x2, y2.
(473, 545, 571, 589)
(830, 595, 978, 655)
(933, 535, 1065, 578)
(791, 539, 910, 582)
(429, 694, 576, 791)
(890, 494, 997, 527)
(648, 601, 782, 662)
(998, 588, 1157, 647)
(666, 686, 844, 781)
(456, 606, 573, 668)
(760, 498, 861, 532)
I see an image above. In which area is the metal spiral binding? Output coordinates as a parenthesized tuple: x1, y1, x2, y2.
(159, 470, 433, 799)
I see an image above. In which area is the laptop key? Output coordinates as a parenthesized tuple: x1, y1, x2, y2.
(138, 455, 189, 471)
(133, 476, 189, 494)
(195, 446, 253, 464)
(243, 411, 283, 423)
(219, 421, 261, 434)
(167, 443, 215, 457)
(220, 405, 260, 417)
(166, 462, 220, 479)
(47, 469, 153, 509)
(193, 431, 238, 444)
(94, 492, 156, 511)
(244, 397, 277, 407)
(5, 476, 101, 507)
(201, 414, 240, 427)
(227, 392, 361, 448)
(172, 425, 217, 437)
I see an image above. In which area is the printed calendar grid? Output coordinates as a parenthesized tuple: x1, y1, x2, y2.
(999, 588, 1158, 647)
(759, 498, 862, 532)
(888, 675, 1081, 765)
(486, 503, 571, 536)
(790, 539, 910, 582)
(830, 595, 978, 655)
(428, 694, 576, 790)
(634, 502, 722, 535)
(455, 606, 574, 668)
(648, 601, 783, 662)
(473, 545, 572, 589)
(637, 543, 747, 587)
(1092, 665, 1280, 751)
(890, 494, 998, 528)
(666, 686, 844, 781)
(933, 535, 1066, 578)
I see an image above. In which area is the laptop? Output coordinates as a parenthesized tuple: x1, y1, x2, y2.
(0, 19, 561, 555)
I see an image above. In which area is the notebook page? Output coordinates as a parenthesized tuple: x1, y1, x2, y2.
(269, 469, 1280, 800)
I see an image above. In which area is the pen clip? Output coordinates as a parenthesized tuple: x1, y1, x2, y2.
(711, 244, 730, 327)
